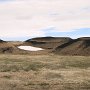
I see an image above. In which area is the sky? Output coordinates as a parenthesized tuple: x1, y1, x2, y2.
(0, 0, 90, 41)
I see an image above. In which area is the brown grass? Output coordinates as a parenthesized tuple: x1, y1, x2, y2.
(0, 54, 90, 90)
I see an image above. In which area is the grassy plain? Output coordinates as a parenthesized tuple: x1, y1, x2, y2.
(0, 54, 90, 90)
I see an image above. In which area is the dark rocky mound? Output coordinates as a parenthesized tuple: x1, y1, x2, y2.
(25, 37, 72, 49)
(0, 39, 5, 42)
(54, 37, 90, 56)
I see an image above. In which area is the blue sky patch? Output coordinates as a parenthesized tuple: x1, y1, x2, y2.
(45, 28, 90, 39)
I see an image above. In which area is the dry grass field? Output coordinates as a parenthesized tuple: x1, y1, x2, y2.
(0, 54, 90, 90)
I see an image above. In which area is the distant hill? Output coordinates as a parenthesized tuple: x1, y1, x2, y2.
(0, 37, 89, 56)
(25, 37, 90, 56)
(25, 37, 72, 49)
(54, 37, 90, 56)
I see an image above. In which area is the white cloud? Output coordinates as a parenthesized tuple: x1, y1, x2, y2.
(0, 0, 90, 38)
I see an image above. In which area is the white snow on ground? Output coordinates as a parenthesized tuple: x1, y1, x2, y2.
(18, 46, 44, 51)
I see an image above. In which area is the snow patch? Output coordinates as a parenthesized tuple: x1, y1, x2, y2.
(18, 46, 44, 51)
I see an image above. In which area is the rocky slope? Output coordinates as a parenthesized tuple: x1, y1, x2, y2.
(54, 37, 90, 56)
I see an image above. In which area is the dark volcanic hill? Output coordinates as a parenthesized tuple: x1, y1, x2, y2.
(25, 37, 72, 49)
(54, 37, 90, 56)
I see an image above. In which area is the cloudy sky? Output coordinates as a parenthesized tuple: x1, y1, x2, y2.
(0, 0, 90, 41)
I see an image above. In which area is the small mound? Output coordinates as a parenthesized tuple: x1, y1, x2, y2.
(0, 42, 18, 53)
(0, 40, 23, 54)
